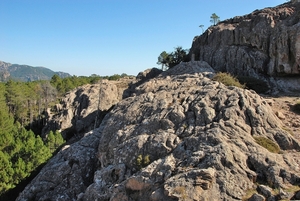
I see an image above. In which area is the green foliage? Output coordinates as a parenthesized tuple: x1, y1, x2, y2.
(199, 25, 204, 33)
(143, 155, 150, 166)
(0, 73, 130, 196)
(136, 154, 151, 169)
(0, 81, 55, 195)
(136, 154, 143, 168)
(51, 74, 129, 94)
(102, 73, 128, 81)
(0, 63, 70, 82)
(237, 76, 269, 93)
(0, 73, 130, 133)
(46, 130, 65, 153)
(107, 74, 121, 80)
(0, 126, 52, 195)
(210, 13, 220, 25)
(157, 51, 170, 70)
(213, 72, 245, 88)
(253, 136, 280, 153)
(157, 46, 189, 70)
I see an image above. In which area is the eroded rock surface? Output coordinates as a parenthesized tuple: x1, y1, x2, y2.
(189, 1, 300, 92)
(42, 79, 129, 139)
(17, 61, 300, 201)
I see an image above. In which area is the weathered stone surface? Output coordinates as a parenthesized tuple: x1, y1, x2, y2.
(17, 61, 300, 201)
(42, 79, 128, 139)
(189, 2, 300, 92)
(0, 60, 11, 80)
(275, 111, 285, 120)
(124, 67, 162, 98)
(278, 188, 291, 200)
(257, 185, 272, 198)
(248, 193, 265, 201)
(294, 190, 300, 199)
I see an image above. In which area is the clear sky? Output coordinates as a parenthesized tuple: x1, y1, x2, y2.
(0, 0, 286, 76)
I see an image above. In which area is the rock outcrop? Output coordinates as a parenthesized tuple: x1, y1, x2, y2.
(42, 79, 132, 139)
(0, 61, 11, 81)
(17, 61, 300, 201)
(189, 1, 300, 92)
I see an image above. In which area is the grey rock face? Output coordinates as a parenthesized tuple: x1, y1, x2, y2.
(87, 62, 300, 200)
(248, 193, 265, 201)
(17, 61, 300, 201)
(0, 60, 11, 71)
(295, 190, 300, 199)
(42, 79, 127, 139)
(189, 2, 300, 92)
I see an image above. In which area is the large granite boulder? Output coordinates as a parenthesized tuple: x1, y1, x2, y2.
(42, 79, 128, 139)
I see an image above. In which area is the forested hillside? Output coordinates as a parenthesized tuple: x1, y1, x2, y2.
(0, 73, 127, 198)
(0, 60, 71, 82)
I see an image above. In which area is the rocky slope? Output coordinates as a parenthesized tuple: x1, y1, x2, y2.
(42, 79, 126, 139)
(189, 1, 300, 93)
(42, 70, 161, 140)
(17, 61, 300, 201)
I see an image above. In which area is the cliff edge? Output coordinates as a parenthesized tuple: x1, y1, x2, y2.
(189, 1, 300, 92)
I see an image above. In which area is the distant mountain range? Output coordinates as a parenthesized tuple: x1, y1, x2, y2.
(0, 60, 71, 82)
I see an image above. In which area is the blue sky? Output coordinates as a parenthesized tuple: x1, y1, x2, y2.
(0, 0, 285, 76)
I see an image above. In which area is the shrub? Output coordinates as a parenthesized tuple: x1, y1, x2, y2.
(108, 74, 121, 80)
(237, 76, 269, 94)
(253, 136, 280, 153)
(136, 154, 151, 169)
(136, 155, 143, 168)
(143, 155, 151, 166)
(213, 72, 245, 88)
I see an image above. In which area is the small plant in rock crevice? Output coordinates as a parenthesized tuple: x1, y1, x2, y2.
(253, 136, 280, 153)
(136, 154, 151, 169)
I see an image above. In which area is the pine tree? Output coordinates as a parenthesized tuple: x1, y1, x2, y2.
(47, 130, 65, 153)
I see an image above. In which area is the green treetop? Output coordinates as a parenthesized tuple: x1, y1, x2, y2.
(210, 13, 220, 25)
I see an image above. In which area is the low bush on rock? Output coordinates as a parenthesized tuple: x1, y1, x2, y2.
(136, 154, 151, 169)
(253, 136, 280, 153)
(213, 72, 245, 88)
